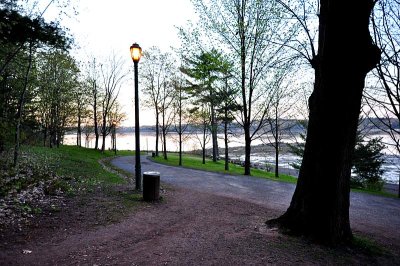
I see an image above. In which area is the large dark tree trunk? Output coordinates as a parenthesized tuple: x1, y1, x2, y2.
(267, 0, 380, 245)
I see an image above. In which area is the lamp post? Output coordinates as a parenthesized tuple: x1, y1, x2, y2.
(130, 42, 142, 190)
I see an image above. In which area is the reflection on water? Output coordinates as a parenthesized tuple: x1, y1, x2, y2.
(64, 131, 400, 184)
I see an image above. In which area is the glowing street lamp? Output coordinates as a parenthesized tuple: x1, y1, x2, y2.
(130, 43, 142, 62)
(130, 42, 142, 190)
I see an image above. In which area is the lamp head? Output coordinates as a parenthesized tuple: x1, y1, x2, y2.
(130, 43, 142, 63)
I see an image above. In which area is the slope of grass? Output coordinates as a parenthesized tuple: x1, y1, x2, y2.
(23, 145, 136, 187)
(152, 152, 298, 183)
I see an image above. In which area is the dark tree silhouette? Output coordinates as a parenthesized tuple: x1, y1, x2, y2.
(267, 0, 381, 245)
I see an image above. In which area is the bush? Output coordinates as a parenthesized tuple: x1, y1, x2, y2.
(352, 137, 385, 190)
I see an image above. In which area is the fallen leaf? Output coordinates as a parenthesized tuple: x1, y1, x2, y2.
(22, 249, 32, 254)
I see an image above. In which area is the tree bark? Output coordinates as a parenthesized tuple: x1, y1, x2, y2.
(155, 110, 159, 157)
(274, 140, 279, 178)
(274, 112, 279, 178)
(163, 129, 167, 160)
(244, 126, 251, 175)
(178, 92, 183, 166)
(93, 81, 99, 150)
(202, 122, 206, 165)
(224, 110, 229, 171)
(43, 126, 47, 147)
(211, 101, 219, 162)
(101, 122, 106, 152)
(77, 111, 81, 147)
(267, 0, 380, 245)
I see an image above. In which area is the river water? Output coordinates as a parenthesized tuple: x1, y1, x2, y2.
(64, 131, 400, 184)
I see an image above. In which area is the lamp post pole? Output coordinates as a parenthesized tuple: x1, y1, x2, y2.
(134, 59, 141, 190)
(130, 42, 142, 191)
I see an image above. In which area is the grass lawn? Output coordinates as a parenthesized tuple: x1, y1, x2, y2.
(151, 152, 298, 183)
(23, 145, 136, 185)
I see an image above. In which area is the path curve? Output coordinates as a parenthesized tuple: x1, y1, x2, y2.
(112, 156, 400, 242)
(2, 155, 400, 265)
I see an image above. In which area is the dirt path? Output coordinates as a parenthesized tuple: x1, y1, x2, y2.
(1, 156, 399, 265)
(114, 156, 400, 243)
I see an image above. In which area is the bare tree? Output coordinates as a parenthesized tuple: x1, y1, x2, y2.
(73, 82, 90, 147)
(366, 0, 400, 197)
(172, 75, 190, 166)
(261, 67, 296, 177)
(141, 47, 173, 157)
(99, 54, 127, 152)
(218, 74, 239, 171)
(190, 106, 211, 164)
(159, 81, 176, 160)
(191, 0, 296, 175)
(85, 58, 101, 150)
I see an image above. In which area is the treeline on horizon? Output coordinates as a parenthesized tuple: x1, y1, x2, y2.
(63, 117, 400, 135)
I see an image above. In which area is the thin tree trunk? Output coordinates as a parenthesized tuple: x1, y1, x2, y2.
(178, 95, 183, 166)
(179, 131, 182, 166)
(244, 126, 251, 175)
(93, 81, 99, 150)
(77, 112, 81, 147)
(163, 131, 167, 160)
(101, 114, 106, 152)
(275, 141, 279, 178)
(274, 113, 279, 178)
(224, 77, 230, 171)
(224, 115, 229, 171)
(202, 122, 206, 165)
(162, 108, 167, 160)
(155, 111, 159, 156)
(43, 126, 47, 147)
(211, 102, 218, 162)
(14, 41, 33, 167)
(267, 0, 380, 245)
(239, 0, 250, 176)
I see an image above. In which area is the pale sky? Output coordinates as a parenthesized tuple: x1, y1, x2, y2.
(42, 0, 197, 126)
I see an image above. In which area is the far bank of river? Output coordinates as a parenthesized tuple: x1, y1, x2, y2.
(64, 131, 399, 184)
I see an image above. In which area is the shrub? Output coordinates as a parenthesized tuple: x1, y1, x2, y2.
(352, 137, 385, 190)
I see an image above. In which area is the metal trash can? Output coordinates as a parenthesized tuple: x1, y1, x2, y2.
(143, 171, 160, 201)
(152, 152, 156, 158)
